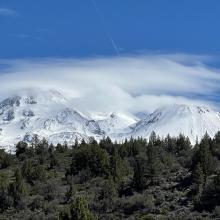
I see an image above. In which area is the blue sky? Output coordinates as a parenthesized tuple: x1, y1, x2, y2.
(1, 0, 220, 58)
(0, 1, 220, 112)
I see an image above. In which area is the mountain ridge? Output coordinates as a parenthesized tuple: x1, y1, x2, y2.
(0, 89, 219, 150)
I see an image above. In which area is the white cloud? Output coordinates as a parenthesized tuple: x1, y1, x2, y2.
(0, 8, 17, 16)
(0, 54, 220, 113)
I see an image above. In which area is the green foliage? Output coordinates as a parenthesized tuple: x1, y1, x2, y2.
(65, 184, 76, 203)
(56, 143, 67, 153)
(109, 148, 128, 183)
(49, 152, 60, 169)
(22, 160, 46, 183)
(21, 159, 34, 182)
(145, 148, 161, 184)
(99, 137, 113, 154)
(192, 133, 215, 181)
(70, 143, 109, 177)
(0, 149, 13, 169)
(133, 155, 147, 190)
(0, 171, 10, 192)
(71, 197, 96, 220)
(32, 164, 47, 181)
(35, 138, 49, 164)
(99, 177, 117, 200)
(118, 137, 146, 158)
(1, 134, 220, 219)
(193, 163, 204, 203)
(15, 141, 28, 158)
(146, 136, 164, 184)
(59, 197, 95, 220)
(9, 168, 28, 206)
(211, 131, 220, 159)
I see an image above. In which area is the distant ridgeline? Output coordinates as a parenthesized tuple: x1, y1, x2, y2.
(0, 89, 220, 149)
(1, 132, 220, 219)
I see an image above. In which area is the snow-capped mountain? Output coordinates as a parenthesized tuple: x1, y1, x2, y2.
(96, 112, 138, 134)
(125, 104, 220, 144)
(0, 89, 105, 150)
(0, 89, 220, 150)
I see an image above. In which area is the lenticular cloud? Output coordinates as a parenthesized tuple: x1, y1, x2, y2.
(0, 54, 219, 113)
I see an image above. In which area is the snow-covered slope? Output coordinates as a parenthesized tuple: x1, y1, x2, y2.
(126, 104, 220, 144)
(0, 89, 220, 150)
(0, 89, 105, 149)
(97, 112, 138, 134)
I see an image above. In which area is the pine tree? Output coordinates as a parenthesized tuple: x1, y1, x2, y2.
(74, 138, 79, 149)
(109, 148, 126, 183)
(48, 143, 55, 155)
(9, 168, 27, 206)
(71, 197, 95, 220)
(70, 144, 109, 177)
(211, 131, 220, 159)
(133, 155, 147, 190)
(146, 141, 162, 185)
(49, 152, 59, 169)
(15, 141, 28, 158)
(192, 133, 215, 182)
(21, 159, 34, 183)
(0, 149, 13, 169)
(99, 137, 113, 154)
(193, 163, 204, 203)
(0, 172, 9, 193)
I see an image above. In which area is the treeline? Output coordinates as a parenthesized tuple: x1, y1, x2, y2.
(0, 132, 220, 219)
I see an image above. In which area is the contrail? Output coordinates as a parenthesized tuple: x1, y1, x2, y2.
(108, 35, 120, 56)
(89, 0, 120, 56)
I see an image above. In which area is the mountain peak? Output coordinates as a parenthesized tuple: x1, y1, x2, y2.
(0, 91, 219, 149)
(128, 103, 220, 144)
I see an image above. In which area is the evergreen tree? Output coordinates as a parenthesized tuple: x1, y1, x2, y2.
(0, 172, 11, 212)
(192, 133, 215, 182)
(0, 149, 13, 169)
(193, 163, 204, 203)
(164, 134, 176, 153)
(109, 148, 127, 183)
(0, 172, 9, 193)
(176, 134, 191, 155)
(211, 131, 220, 159)
(146, 141, 162, 184)
(70, 144, 109, 177)
(48, 143, 55, 155)
(56, 143, 67, 153)
(9, 169, 27, 206)
(99, 177, 117, 200)
(35, 138, 49, 164)
(21, 159, 34, 183)
(71, 197, 95, 220)
(74, 138, 79, 149)
(133, 155, 147, 190)
(15, 141, 28, 158)
(49, 152, 59, 169)
(100, 137, 113, 154)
